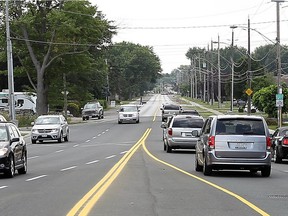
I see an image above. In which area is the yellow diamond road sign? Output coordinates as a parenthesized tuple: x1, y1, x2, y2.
(246, 88, 253, 96)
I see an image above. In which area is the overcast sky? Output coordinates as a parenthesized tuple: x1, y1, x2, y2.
(90, 0, 288, 73)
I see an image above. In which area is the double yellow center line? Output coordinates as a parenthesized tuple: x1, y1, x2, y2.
(67, 128, 151, 216)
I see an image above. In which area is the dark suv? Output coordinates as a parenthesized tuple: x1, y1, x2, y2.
(192, 115, 271, 177)
(82, 101, 104, 120)
(0, 122, 27, 177)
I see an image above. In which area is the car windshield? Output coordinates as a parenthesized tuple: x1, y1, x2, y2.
(84, 103, 97, 109)
(172, 118, 204, 128)
(216, 119, 265, 135)
(120, 106, 138, 112)
(0, 126, 7, 141)
(279, 129, 288, 136)
(35, 117, 60, 125)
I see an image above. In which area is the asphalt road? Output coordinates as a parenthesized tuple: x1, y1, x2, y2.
(1, 94, 287, 216)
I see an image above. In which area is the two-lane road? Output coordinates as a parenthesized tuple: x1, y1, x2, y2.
(0, 94, 287, 216)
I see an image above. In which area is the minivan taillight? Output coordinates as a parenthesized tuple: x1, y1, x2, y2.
(266, 137, 271, 150)
(168, 128, 172, 136)
(283, 138, 288, 145)
(208, 136, 215, 149)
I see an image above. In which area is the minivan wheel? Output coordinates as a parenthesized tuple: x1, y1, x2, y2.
(163, 142, 167, 151)
(166, 144, 172, 153)
(64, 131, 69, 142)
(261, 166, 271, 177)
(203, 157, 212, 176)
(195, 154, 203, 172)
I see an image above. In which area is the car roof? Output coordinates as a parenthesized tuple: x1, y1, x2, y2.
(173, 114, 204, 120)
(37, 115, 62, 118)
(214, 114, 264, 120)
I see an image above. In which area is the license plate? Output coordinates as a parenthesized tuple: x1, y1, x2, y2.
(42, 134, 48, 137)
(182, 133, 192, 137)
(234, 143, 247, 149)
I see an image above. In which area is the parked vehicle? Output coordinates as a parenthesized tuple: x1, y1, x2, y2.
(160, 103, 182, 122)
(192, 115, 272, 177)
(161, 114, 204, 153)
(0, 122, 27, 177)
(271, 126, 288, 163)
(31, 115, 69, 144)
(117, 104, 140, 124)
(82, 101, 104, 120)
(0, 90, 37, 114)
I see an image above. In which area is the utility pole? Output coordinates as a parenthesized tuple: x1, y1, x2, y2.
(216, 35, 221, 108)
(230, 25, 237, 112)
(247, 17, 252, 115)
(5, 0, 16, 122)
(211, 40, 214, 105)
(206, 44, 210, 103)
(272, 0, 284, 127)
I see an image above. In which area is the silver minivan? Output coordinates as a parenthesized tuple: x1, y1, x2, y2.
(192, 115, 272, 177)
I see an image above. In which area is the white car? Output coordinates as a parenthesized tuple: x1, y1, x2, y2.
(31, 115, 69, 144)
(117, 105, 140, 124)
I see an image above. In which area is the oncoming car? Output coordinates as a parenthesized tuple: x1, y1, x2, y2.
(0, 122, 27, 178)
(31, 115, 69, 144)
(117, 105, 140, 124)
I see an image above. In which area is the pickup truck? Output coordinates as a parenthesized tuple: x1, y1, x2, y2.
(160, 104, 182, 122)
(82, 101, 104, 120)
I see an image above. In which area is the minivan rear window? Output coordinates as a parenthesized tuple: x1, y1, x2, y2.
(216, 119, 265, 135)
(173, 118, 204, 128)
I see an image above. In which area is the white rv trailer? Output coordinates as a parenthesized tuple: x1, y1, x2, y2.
(0, 90, 37, 114)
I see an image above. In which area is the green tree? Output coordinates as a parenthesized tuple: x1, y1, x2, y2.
(252, 85, 288, 118)
(0, 0, 115, 115)
(106, 42, 161, 100)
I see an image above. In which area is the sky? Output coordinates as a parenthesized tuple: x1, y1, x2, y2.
(90, 0, 288, 73)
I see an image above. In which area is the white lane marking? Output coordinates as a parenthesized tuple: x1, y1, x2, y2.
(0, 186, 8, 189)
(105, 129, 109, 132)
(55, 150, 64, 153)
(97, 134, 101, 137)
(120, 151, 128, 155)
(102, 131, 105, 134)
(28, 156, 39, 160)
(73, 144, 79, 147)
(85, 140, 90, 143)
(26, 175, 47, 182)
(93, 136, 97, 139)
(105, 155, 116, 159)
(61, 166, 77, 171)
(86, 160, 99, 165)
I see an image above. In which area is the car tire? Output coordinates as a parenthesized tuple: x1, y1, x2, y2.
(195, 154, 203, 172)
(261, 166, 271, 177)
(82, 117, 86, 121)
(31, 140, 36, 144)
(203, 157, 212, 176)
(64, 131, 69, 142)
(164, 142, 166, 151)
(58, 132, 63, 143)
(166, 144, 172, 153)
(5, 155, 15, 178)
(275, 147, 282, 163)
(18, 154, 27, 175)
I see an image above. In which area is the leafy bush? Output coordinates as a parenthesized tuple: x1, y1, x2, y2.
(67, 102, 80, 117)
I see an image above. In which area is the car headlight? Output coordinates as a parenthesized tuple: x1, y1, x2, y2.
(0, 147, 8, 156)
(51, 128, 60, 132)
(31, 129, 38, 133)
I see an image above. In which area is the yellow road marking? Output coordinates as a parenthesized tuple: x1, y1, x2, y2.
(68, 126, 270, 216)
(66, 128, 151, 216)
(142, 139, 270, 216)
